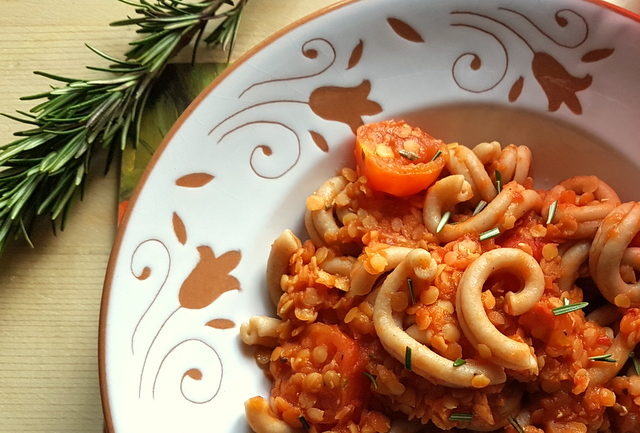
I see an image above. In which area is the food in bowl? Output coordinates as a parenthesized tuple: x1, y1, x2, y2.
(240, 120, 640, 433)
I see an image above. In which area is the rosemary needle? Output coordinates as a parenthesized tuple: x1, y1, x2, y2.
(452, 358, 466, 367)
(362, 372, 378, 390)
(479, 227, 500, 241)
(552, 301, 588, 316)
(436, 211, 451, 233)
(407, 278, 416, 305)
(449, 413, 473, 422)
(472, 200, 487, 216)
(588, 354, 617, 363)
(405, 346, 413, 370)
(0, 0, 247, 253)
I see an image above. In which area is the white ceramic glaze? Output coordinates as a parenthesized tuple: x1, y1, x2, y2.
(100, 0, 640, 432)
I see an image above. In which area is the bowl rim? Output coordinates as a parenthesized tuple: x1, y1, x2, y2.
(98, 0, 640, 432)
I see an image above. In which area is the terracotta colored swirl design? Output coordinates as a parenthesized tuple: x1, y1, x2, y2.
(239, 38, 337, 98)
(208, 37, 382, 179)
(130, 239, 171, 355)
(449, 7, 614, 114)
(152, 338, 224, 404)
(217, 120, 302, 180)
(132, 209, 241, 402)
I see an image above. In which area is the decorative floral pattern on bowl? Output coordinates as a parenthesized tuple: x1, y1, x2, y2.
(100, 0, 640, 432)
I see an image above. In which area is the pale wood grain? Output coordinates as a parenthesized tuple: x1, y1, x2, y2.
(0, 0, 638, 432)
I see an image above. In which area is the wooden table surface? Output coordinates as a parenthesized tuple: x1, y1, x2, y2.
(0, 0, 637, 432)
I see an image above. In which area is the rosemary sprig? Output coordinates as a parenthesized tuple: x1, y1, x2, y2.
(0, 0, 247, 253)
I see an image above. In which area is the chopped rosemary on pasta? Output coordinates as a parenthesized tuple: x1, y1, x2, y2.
(472, 200, 487, 216)
(407, 278, 416, 304)
(405, 346, 413, 371)
(453, 358, 466, 367)
(362, 372, 378, 390)
(479, 227, 500, 241)
(436, 211, 451, 233)
(508, 416, 525, 433)
(547, 200, 559, 225)
(448, 413, 473, 422)
(588, 354, 617, 363)
(552, 301, 589, 316)
(240, 120, 640, 433)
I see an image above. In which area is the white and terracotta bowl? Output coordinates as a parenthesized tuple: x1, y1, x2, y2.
(99, 0, 640, 432)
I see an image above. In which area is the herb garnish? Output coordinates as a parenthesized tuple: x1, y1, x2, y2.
(551, 301, 588, 316)
(453, 358, 466, 367)
(472, 200, 487, 216)
(407, 278, 416, 305)
(479, 227, 500, 241)
(298, 416, 310, 430)
(362, 372, 378, 390)
(631, 352, 640, 375)
(436, 211, 451, 233)
(588, 354, 617, 363)
(495, 170, 502, 193)
(546, 200, 558, 225)
(449, 413, 473, 422)
(399, 149, 419, 161)
(508, 416, 525, 433)
(405, 346, 412, 370)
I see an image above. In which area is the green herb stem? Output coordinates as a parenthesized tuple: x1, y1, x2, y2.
(407, 278, 416, 305)
(405, 346, 412, 370)
(436, 211, 451, 233)
(449, 413, 473, 422)
(453, 358, 466, 367)
(362, 372, 378, 390)
(0, 0, 247, 253)
(508, 416, 525, 433)
(472, 200, 487, 216)
(495, 170, 502, 193)
(546, 200, 558, 225)
(588, 354, 617, 363)
(479, 227, 500, 241)
(552, 301, 588, 316)
(398, 149, 419, 161)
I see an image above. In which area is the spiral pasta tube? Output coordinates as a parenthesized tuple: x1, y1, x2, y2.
(373, 248, 506, 388)
(590, 201, 640, 307)
(424, 176, 541, 242)
(456, 248, 544, 373)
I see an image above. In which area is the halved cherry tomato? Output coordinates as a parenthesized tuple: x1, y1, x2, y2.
(354, 120, 446, 197)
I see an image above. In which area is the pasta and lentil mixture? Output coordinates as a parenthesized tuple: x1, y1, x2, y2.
(240, 120, 640, 433)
